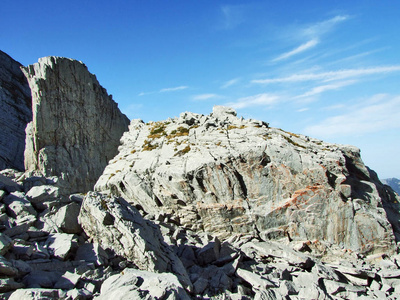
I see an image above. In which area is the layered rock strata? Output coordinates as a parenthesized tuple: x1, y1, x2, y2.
(22, 57, 130, 193)
(0, 50, 32, 171)
(96, 106, 400, 257)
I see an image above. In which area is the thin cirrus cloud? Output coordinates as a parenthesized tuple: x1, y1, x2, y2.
(139, 86, 188, 96)
(295, 80, 356, 98)
(304, 94, 400, 138)
(302, 15, 349, 38)
(252, 66, 400, 84)
(272, 39, 319, 62)
(192, 94, 221, 101)
(221, 78, 240, 89)
(220, 5, 246, 29)
(225, 93, 280, 109)
(159, 86, 188, 93)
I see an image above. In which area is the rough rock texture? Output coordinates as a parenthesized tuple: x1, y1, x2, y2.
(22, 57, 130, 194)
(1, 167, 400, 299)
(78, 191, 192, 291)
(96, 268, 191, 300)
(96, 106, 400, 257)
(0, 50, 32, 171)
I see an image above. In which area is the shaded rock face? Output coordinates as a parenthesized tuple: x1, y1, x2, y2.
(96, 106, 400, 256)
(22, 57, 130, 193)
(0, 50, 32, 171)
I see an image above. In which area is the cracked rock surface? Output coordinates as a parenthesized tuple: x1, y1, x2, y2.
(96, 106, 400, 257)
(22, 56, 130, 194)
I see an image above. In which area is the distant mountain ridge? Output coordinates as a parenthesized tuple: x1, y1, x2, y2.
(383, 177, 400, 195)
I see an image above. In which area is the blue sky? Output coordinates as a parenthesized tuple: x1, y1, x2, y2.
(2, 1, 400, 179)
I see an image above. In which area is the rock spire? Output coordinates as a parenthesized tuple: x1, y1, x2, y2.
(22, 56, 130, 193)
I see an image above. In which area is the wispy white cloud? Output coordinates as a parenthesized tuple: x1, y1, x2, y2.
(221, 78, 240, 89)
(160, 86, 188, 93)
(302, 15, 349, 38)
(297, 108, 309, 112)
(304, 94, 400, 138)
(296, 80, 356, 98)
(225, 93, 280, 109)
(273, 39, 319, 62)
(138, 85, 189, 96)
(221, 5, 245, 29)
(192, 94, 222, 101)
(252, 65, 400, 84)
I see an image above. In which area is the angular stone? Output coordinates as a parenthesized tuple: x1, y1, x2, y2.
(78, 192, 192, 290)
(241, 241, 314, 269)
(45, 233, 77, 260)
(193, 277, 208, 294)
(196, 238, 220, 266)
(0, 50, 32, 171)
(22, 270, 61, 288)
(3, 191, 37, 220)
(96, 268, 191, 300)
(236, 268, 276, 290)
(54, 202, 82, 234)
(0, 232, 13, 255)
(0, 277, 24, 292)
(66, 288, 92, 299)
(54, 271, 80, 289)
(10, 259, 32, 275)
(0, 255, 18, 276)
(8, 288, 64, 300)
(22, 56, 130, 194)
(25, 185, 59, 209)
(255, 289, 284, 300)
(3, 222, 31, 238)
(0, 174, 21, 193)
(75, 243, 108, 266)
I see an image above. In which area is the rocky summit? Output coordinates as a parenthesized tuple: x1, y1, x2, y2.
(96, 106, 400, 257)
(1, 51, 400, 299)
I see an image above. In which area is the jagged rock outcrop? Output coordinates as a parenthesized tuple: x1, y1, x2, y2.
(95, 106, 400, 257)
(0, 50, 32, 171)
(21, 57, 130, 194)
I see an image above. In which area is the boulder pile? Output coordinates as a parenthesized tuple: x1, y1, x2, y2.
(0, 169, 400, 299)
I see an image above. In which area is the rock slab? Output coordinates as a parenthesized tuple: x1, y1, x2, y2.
(22, 56, 130, 193)
(0, 50, 32, 171)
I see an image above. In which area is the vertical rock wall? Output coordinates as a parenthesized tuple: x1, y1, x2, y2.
(22, 56, 130, 193)
(0, 50, 32, 171)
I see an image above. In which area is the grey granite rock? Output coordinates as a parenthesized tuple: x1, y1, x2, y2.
(96, 268, 191, 300)
(78, 191, 192, 291)
(95, 106, 399, 257)
(0, 50, 32, 171)
(8, 288, 65, 300)
(22, 56, 130, 194)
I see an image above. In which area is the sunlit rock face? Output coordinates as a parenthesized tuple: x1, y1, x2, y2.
(95, 106, 400, 256)
(22, 56, 130, 194)
(0, 50, 32, 171)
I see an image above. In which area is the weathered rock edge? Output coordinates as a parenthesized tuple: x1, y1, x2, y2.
(0, 50, 32, 171)
(21, 56, 130, 194)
